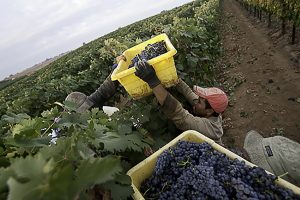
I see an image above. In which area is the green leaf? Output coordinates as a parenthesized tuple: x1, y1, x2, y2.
(10, 154, 54, 179)
(58, 112, 88, 128)
(114, 174, 132, 185)
(186, 54, 199, 68)
(7, 177, 36, 200)
(7, 154, 55, 200)
(98, 134, 147, 152)
(94, 124, 109, 136)
(1, 113, 30, 124)
(102, 181, 133, 200)
(12, 118, 43, 137)
(176, 64, 184, 70)
(39, 137, 75, 162)
(41, 107, 59, 119)
(75, 156, 122, 190)
(6, 135, 51, 148)
(46, 164, 77, 200)
(117, 123, 132, 135)
(76, 141, 95, 159)
(191, 43, 201, 48)
(135, 38, 143, 44)
(181, 31, 193, 38)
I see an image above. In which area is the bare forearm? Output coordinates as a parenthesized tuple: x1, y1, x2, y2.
(152, 84, 168, 105)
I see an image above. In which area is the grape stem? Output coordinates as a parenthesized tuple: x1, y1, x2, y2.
(277, 172, 289, 179)
(161, 181, 169, 192)
(178, 157, 191, 167)
(143, 188, 151, 196)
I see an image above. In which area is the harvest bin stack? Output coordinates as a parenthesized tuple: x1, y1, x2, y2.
(127, 130, 300, 200)
(111, 33, 178, 99)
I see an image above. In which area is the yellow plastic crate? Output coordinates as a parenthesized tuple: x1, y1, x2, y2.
(111, 33, 178, 99)
(127, 130, 300, 200)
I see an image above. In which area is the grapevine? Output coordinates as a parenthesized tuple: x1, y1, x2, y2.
(0, 0, 223, 199)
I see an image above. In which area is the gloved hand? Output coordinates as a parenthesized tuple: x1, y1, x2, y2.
(134, 60, 161, 89)
(116, 55, 126, 63)
(111, 55, 127, 71)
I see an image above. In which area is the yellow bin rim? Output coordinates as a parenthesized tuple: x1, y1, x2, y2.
(111, 33, 177, 81)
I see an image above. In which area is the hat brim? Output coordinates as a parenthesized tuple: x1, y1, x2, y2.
(243, 130, 274, 173)
(193, 86, 208, 98)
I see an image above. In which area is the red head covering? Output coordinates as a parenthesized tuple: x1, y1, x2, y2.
(193, 86, 228, 113)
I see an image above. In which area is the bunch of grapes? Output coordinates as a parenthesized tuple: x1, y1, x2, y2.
(140, 141, 300, 200)
(128, 41, 168, 68)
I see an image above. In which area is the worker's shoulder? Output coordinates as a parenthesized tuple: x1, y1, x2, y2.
(207, 114, 222, 123)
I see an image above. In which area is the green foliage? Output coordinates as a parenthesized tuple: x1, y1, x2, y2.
(1, 112, 30, 124)
(240, 0, 300, 23)
(75, 157, 122, 190)
(0, 77, 26, 91)
(0, 0, 222, 199)
(1, 105, 151, 199)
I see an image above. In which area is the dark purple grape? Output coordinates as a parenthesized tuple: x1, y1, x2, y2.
(128, 41, 168, 68)
(140, 141, 300, 200)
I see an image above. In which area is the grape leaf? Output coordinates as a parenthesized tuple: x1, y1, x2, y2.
(117, 123, 132, 135)
(58, 112, 89, 128)
(10, 154, 54, 179)
(181, 31, 193, 38)
(94, 124, 109, 136)
(39, 137, 75, 162)
(7, 177, 39, 200)
(12, 118, 43, 137)
(186, 53, 199, 68)
(75, 156, 122, 190)
(5, 135, 51, 148)
(102, 181, 133, 200)
(46, 164, 77, 200)
(76, 141, 95, 159)
(177, 63, 184, 70)
(7, 155, 55, 200)
(97, 134, 148, 152)
(1, 112, 30, 124)
(114, 174, 132, 185)
(41, 107, 59, 119)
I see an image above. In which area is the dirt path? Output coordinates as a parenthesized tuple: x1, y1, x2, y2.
(219, 0, 300, 150)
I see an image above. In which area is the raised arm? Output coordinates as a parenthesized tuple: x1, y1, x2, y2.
(134, 61, 223, 140)
(175, 78, 199, 105)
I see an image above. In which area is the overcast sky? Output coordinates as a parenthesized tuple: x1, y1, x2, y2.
(0, 0, 192, 81)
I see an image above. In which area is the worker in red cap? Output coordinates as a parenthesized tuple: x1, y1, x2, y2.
(135, 60, 228, 143)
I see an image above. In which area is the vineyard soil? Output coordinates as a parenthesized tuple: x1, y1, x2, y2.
(219, 0, 300, 151)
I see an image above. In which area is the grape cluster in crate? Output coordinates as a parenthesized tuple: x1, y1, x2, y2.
(141, 141, 300, 200)
(128, 41, 168, 68)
